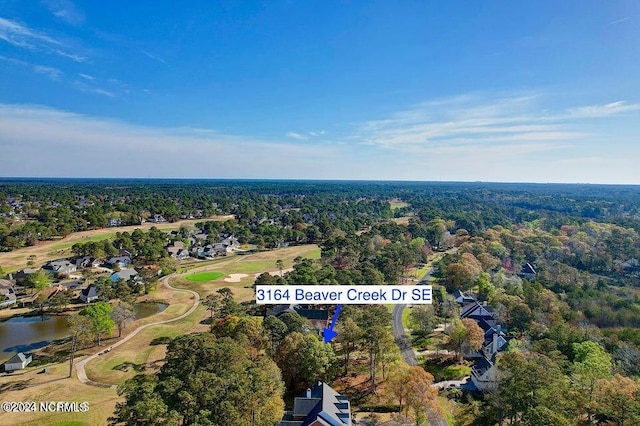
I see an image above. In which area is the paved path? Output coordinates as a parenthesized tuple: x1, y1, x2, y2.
(391, 267, 436, 366)
(433, 376, 471, 390)
(74, 274, 200, 388)
(391, 267, 448, 426)
(392, 302, 418, 366)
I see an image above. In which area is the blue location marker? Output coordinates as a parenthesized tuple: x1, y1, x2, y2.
(323, 304, 342, 344)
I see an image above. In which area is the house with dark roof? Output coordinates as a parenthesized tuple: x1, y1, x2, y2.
(276, 382, 351, 426)
(461, 302, 495, 324)
(80, 284, 99, 303)
(75, 256, 101, 269)
(471, 357, 498, 391)
(166, 242, 190, 260)
(453, 290, 475, 306)
(519, 263, 537, 280)
(11, 268, 38, 283)
(4, 352, 32, 371)
(266, 305, 329, 332)
(147, 214, 166, 223)
(456, 298, 508, 392)
(619, 258, 640, 276)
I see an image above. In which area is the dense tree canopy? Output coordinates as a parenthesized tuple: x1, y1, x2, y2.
(111, 333, 284, 426)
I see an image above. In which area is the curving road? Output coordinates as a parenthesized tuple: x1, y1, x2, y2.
(391, 266, 449, 426)
(74, 274, 200, 388)
(392, 267, 436, 366)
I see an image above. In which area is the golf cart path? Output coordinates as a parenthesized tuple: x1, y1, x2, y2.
(74, 274, 200, 389)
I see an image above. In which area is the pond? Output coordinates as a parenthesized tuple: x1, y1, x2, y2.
(133, 302, 168, 319)
(0, 302, 168, 362)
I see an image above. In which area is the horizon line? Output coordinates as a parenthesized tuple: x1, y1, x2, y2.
(0, 176, 639, 187)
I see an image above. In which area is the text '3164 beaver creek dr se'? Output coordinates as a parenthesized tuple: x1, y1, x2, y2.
(255, 285, 432, 305)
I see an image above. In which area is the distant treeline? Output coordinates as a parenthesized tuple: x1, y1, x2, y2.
(2, 179, 639, 251)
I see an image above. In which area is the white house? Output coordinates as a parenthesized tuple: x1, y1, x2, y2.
(106, 256, 132, 269)
(0, 279, 17, 308)
(4, 352, 32, 371)
(42, 259, 77, 275)
(80, 284, 99, 303)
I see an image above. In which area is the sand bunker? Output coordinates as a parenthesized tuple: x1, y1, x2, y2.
(224, 273, 249, 282)
(253, 268, 294, 279)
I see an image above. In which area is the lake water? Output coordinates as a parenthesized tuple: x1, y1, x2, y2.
(0, 302, 167, 362)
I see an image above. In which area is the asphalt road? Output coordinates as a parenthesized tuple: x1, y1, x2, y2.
(392, 267, 436, 366)
(391, 267, 449, 426)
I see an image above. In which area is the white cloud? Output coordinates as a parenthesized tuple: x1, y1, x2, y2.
(608, 17, 630, 26)
(73, 81, 116, 97)
(566, 101, 640, 118)
(33, 65, 63, 80)
(79, 73, 94, 80)
(0, 17, 86, 62)
(286, 131, 309, 140)
(53, 49, 87, 62)
(0, 104, 350, 179)
(354, 93, 638, 153)
(0, 54, 28, 66)
(0, 97, 638, 184)
(141, 50, 167, 65)
(0, 17, 60, 48)
(43, 0, 85, 26)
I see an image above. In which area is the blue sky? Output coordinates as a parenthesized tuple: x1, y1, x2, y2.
(1, 1, 639, 183)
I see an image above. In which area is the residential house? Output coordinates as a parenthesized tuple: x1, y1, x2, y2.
(3, 352, 32, 372)
(167, 247, 190, 260)
(107, 217, 122, 227)
(193, 232, 208, 242)
(166, 242, 190, 260)
(471, 357, 498, 392)
(42, 259, 77, 276)
(458, 300, 509, 392)
(119, 249, 133, 258)
(74, 256, 101, 269)
(619, 258, 640, 276)
(106, 256, 132, 269)
(80, 284, 99, 303)
(110, 268, 140, 282)
(46, 285, 69, 302)
(147, 214, 166, 223)
(276, 382, 351, 426)
(61, 279, 84, 290)
(453, 290, 475, 306)
(0, 279, 17, 308)
(221, 235, 240, 250)
(461, 302, 496, 325)
(193, 244, 216, 259)
(267, 305, 330, 333)
(482, 326, 508, 358)
(519, 263, 537, 280)
(11, 268, 38, 284)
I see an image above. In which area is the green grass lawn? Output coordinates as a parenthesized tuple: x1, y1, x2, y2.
(402, 306, 412, 329)
(389, 199, 409, 210)
(185, 271, 225, 282)
(49, 232, 119, 251)
(442, 364, 471, 379)
(422, 361, 470, 381)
